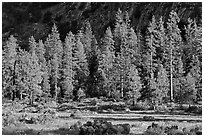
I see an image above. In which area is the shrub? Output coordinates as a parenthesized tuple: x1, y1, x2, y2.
(143, 116, 155, 121)
(185, 105, 202, 114)
(145, 123, 165, 135)
(130, 100, 152, 111)
(144, 123, 202, 135)
(155, 105, 169, 112)
(67, 120, 130, 135)
(165, 125, 184, 135)
(70, 110, 82, 118)
(57, 103, 75, 111)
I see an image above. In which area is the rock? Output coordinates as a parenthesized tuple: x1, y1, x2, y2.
(143, 116, 155, 121)
(32, 102, 39, 107)
(25, 116, 36, 124)
(25, 107, 38, 113)
(125, 108, 130, 113)
(67, 120, 130, 135)
(120, 124, 130, 134)
(70, 110, 82, 118)
(90, 99, 97, 106)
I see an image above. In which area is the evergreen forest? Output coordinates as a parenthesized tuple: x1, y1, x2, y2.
(2, 9, 202, 106)
(2, 3, 202, 135)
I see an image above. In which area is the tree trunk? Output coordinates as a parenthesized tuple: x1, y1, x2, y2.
(12, 61, 17, 101)
(55, 84, 58, 103)
(121, 73, 124, 98)
(20, 91, 22, 100)
(170, 48, 174, 102)
(12, 91, 15, 101)
(133, 95, 135, 106)
(30, 90, 33, 105)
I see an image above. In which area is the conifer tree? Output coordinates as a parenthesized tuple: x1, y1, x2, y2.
(45, 24, 63, 61)
(80, 21, 93, 57)
(2, 35, 18, 99)
(179, 73, 197, 103)
(86, 37, 101, 97)
(72, 31, 89, 98)
(29, 36, 37, 53)
(128, 64, 142, 106)
(156, 17, 166, 62)
(165, 11, 182, 102)
(74, 31, 89, 76)
(145, 16, 157, 75)
(61, 31, 75, 100)
(41, 70, 50, 100)
(143, 16, 158, 102)
(15, 49, 30, 100)
(124, 11, 131, 27)
(36, 40, 46, 69)
(113, 9, 137, 98)
(114, 8, 124, 54)
(36, 40, 50, 98)
(185, 19, 202, 59)
(153, 64, 169, 105)
(45, 24, 62, 100)
(50, 53, 59, 101)
(27, 36, 43, 104)
(189, 55, 202, 101)
(14, 38, 43, 104)
(27, 51, 43, 105)
(98, 27, 115, 96)
(174, 56, 185, 102)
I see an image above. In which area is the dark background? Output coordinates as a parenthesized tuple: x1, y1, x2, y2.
(2, 2, 202, 49)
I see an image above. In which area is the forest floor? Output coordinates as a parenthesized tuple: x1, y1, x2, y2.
(2, 99, 202, 135)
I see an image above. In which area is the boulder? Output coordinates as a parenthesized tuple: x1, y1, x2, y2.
(70, 110, 82, 118)
(143, 116, 155, 121)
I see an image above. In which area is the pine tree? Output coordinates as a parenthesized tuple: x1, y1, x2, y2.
(72, 31, 89, 99)
(185, 19, 202, 102)
(36, 40, 50, 99)
(80, 21, 93, 57)
(27, 51, 43, 105)
(61, 31, 75, 100)
(45, 24, 63, 61)
(173, 56, 185, 103)
(45, 24, 62, 101)
(185, 19, 202, 58)
(156, 17, 166, 63)
(2, 35, 18, 100)
(114, 8, 124, 54)
(142, 16, 158, 102)
(165, 11, 182, 102)
(179, 73, 197, 103)
(86, 37, 101, 97)
(128, 65, 142, 106)
(119, 34, 131, 98)
(27, 36, 43, 104)
(124, 10, 131, 27)
(41, 70, 50, 100)
(74, 31, 89, 76)
(36, 40, 46, 70)
(189, 55, 202, 101)
(29, 36, 37, 53)
(113, 9, 137, 98)
(127, 27, 140, 67)
(50, 54, 59, 102)
(98, 27, 115, 97)
(153, 64, 169, 105)
(15, 49, 30, 100)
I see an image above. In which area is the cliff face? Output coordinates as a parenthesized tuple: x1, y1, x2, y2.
(2, 2, 202, 47)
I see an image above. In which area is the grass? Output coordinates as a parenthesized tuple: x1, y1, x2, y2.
(2, 101, 202, 135)
(2, 111, 202, 135)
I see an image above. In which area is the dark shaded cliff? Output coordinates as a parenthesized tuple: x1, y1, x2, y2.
(2, 2, 202, 48)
